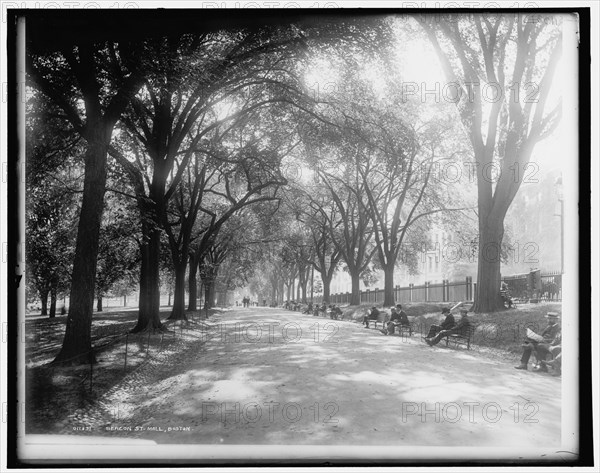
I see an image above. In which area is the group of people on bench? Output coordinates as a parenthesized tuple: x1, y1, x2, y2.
(308, 302, 343, 318)
(382, 304, 411, 335)
(423, 307, 471, 346)
(356, 304, 561, 376)
(361, 304, 411, 335)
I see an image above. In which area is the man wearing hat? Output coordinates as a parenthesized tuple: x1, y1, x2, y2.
(363, 306, 381, 328)
(514, 312, 561, 371)
(381, 304, 411, 335)
(425, 308, 470, 346)
(423, 307, 456, 340)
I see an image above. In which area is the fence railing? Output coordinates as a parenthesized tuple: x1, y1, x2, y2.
(314, 277, 475, 305)
(313, 271, 562, 305)
(502, 270, 562, 302)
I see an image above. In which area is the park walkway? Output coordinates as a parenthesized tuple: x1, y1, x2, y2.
(68, 306, 562, 447)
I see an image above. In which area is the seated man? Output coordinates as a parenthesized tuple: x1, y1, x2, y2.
(533, 331, 561, 373)
(541, 349, 562, 377)
(514, 312, 560, 371)
(381, 304, 411, 335)
(500, 282, 513, 309)
(425, 308, 470, 346)
(303, 302, 313, 314)
(424, 308, 456, 339)
(362, 306, 381, 328)
(318, 302, 327, 317)
(329, 304, 342, 320)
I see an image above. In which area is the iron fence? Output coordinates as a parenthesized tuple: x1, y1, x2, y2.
(312, 272, 561, 305)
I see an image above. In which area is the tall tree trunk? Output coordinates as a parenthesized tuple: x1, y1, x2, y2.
(40, 288, 49, 316)
(49, 286, 57, 318)
(270, 276, 277, 305)
(188, 254, 198, 311)
(278, 279, 284, 305)
(301, 280, 308, 304)
(473, 219, 505, 312)
(96, 295, 103, 312)
(383, 264, 395, 307)
(321, 271, 332, 303)
(136, 237, 150, 325)
(53, 133, 109, 365)
(131, 223, 163, 333)
(123, 294, 127, 306)
(204, 279, 215, 309)
(299, 267, 309, 303)
(350, 270, 361, 306)
(169, 262, 188, 321)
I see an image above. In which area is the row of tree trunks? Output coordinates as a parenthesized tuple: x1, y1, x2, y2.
(298, 265, 311, 303)
(39, 283, 61, 317)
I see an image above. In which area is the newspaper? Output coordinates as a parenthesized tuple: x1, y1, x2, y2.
(526, 328, 544, 343)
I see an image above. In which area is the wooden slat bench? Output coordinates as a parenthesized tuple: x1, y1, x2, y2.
(444, 325, 476, 350)
(361, 311, 390, 329)
(388, 321, 414, 337)
(371, 312, 390, 329)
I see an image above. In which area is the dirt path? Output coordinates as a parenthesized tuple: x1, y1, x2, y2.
(58, 307, 561, 446)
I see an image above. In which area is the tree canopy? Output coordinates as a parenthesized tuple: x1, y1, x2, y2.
(24, 11, 567, 364)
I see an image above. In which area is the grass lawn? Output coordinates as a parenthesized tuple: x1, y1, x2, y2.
(24, 307, 215, 434)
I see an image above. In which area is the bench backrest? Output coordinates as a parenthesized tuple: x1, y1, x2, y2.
(368, 310, 390, 322)
(455, 324, 476, 338)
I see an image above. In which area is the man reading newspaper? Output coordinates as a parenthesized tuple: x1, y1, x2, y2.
(514, 312, 561, 371)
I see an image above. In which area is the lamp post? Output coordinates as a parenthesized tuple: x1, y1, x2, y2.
(310, 264, 315, 303)
(323, 255, 331, 303)
(554, 176, 564, 274)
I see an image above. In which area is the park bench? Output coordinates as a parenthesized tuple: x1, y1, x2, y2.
(369, 311, 390, 329)
(444, 324, 476, 350)
(387, 318, 415, 337)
